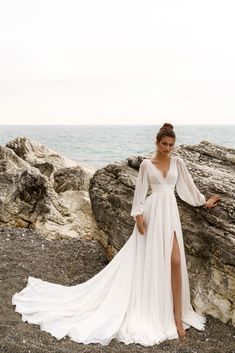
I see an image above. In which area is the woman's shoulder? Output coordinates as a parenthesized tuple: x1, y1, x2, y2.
(140, 158, 149, 167)
(174, 156, 188, 170)
(137, 158, 151, 171)
(174, 155, 183, 163)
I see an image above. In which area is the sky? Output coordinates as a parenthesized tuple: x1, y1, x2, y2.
(0, 0, 235, 125)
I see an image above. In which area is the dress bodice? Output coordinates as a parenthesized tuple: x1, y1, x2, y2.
(146, 157, 178, 188)
(130, 156, 206, 220)
(150, 184, 175, 194)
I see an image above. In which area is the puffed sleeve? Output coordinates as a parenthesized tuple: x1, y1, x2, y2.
(131, 159, 150, 220)
(176, 157, 206, 207)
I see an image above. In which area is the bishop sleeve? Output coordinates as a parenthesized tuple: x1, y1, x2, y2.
(176, 157, 206, 207)
(131, 159, 150, 221)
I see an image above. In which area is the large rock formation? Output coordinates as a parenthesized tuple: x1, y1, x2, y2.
(0, 137, 108, 244)
(89, 140, 235, 328)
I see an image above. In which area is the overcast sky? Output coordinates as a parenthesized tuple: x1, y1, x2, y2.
(0, 0, 234, 125)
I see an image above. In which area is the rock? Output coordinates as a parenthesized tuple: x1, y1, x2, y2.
(89, 160, 138, 256)
(0, 137, 107, 243)
(6, 136, 92, 186)
(89, 140, 235, 327)
(6, 137, 76, 172)
(54, 166, 89, 193)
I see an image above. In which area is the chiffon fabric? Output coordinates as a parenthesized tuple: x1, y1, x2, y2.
(12, 155, 207, 347)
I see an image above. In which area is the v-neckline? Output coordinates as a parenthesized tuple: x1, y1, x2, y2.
(149, 156, 173, 179)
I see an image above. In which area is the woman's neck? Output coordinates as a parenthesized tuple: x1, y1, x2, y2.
(154, 152, 171, 161)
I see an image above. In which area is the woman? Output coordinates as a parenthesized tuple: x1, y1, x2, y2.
(132, 123, 220, 339)
(12, 123, 221, 347)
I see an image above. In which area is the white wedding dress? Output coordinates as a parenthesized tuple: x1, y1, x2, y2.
(12, 155, 207, 347)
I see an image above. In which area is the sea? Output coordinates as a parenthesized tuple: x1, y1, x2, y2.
(0, 124, 234, 169)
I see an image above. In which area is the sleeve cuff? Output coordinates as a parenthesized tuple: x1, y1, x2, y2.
(131, 206, 144, 220)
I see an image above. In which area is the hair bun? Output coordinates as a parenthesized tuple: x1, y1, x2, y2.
(160, 123, 174, 131)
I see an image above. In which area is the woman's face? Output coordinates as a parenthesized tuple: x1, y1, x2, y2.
(156, 136, 175, 156)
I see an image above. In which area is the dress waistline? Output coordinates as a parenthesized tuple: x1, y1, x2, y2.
(151, 184, 175, 194)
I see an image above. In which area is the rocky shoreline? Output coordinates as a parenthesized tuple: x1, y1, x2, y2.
(0, 136, 235, 352)
(1, 226, 234, 353)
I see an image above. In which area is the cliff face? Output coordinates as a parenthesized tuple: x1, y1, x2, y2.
(89, 140, 235, 328)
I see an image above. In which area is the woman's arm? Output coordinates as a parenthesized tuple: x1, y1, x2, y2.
(175, 156, 221, 208)
(130, 159, 149, 220)
(130, 159, 150, 235)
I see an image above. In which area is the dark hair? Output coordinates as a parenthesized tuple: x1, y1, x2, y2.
(156, 123, 176, 143)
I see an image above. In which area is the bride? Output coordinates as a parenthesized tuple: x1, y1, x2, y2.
(12, 123, 221, 347)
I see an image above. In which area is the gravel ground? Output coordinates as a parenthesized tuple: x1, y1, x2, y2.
(0, 226, 234, 353)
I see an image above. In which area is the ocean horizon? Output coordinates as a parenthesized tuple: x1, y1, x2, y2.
(1, 124, 234, 168)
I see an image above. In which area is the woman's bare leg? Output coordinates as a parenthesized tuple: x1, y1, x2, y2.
(171, 231, 186, 337)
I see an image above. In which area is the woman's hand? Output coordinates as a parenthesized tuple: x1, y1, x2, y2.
(204, 194, 221, 209)
(136, 214, 147, 235)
